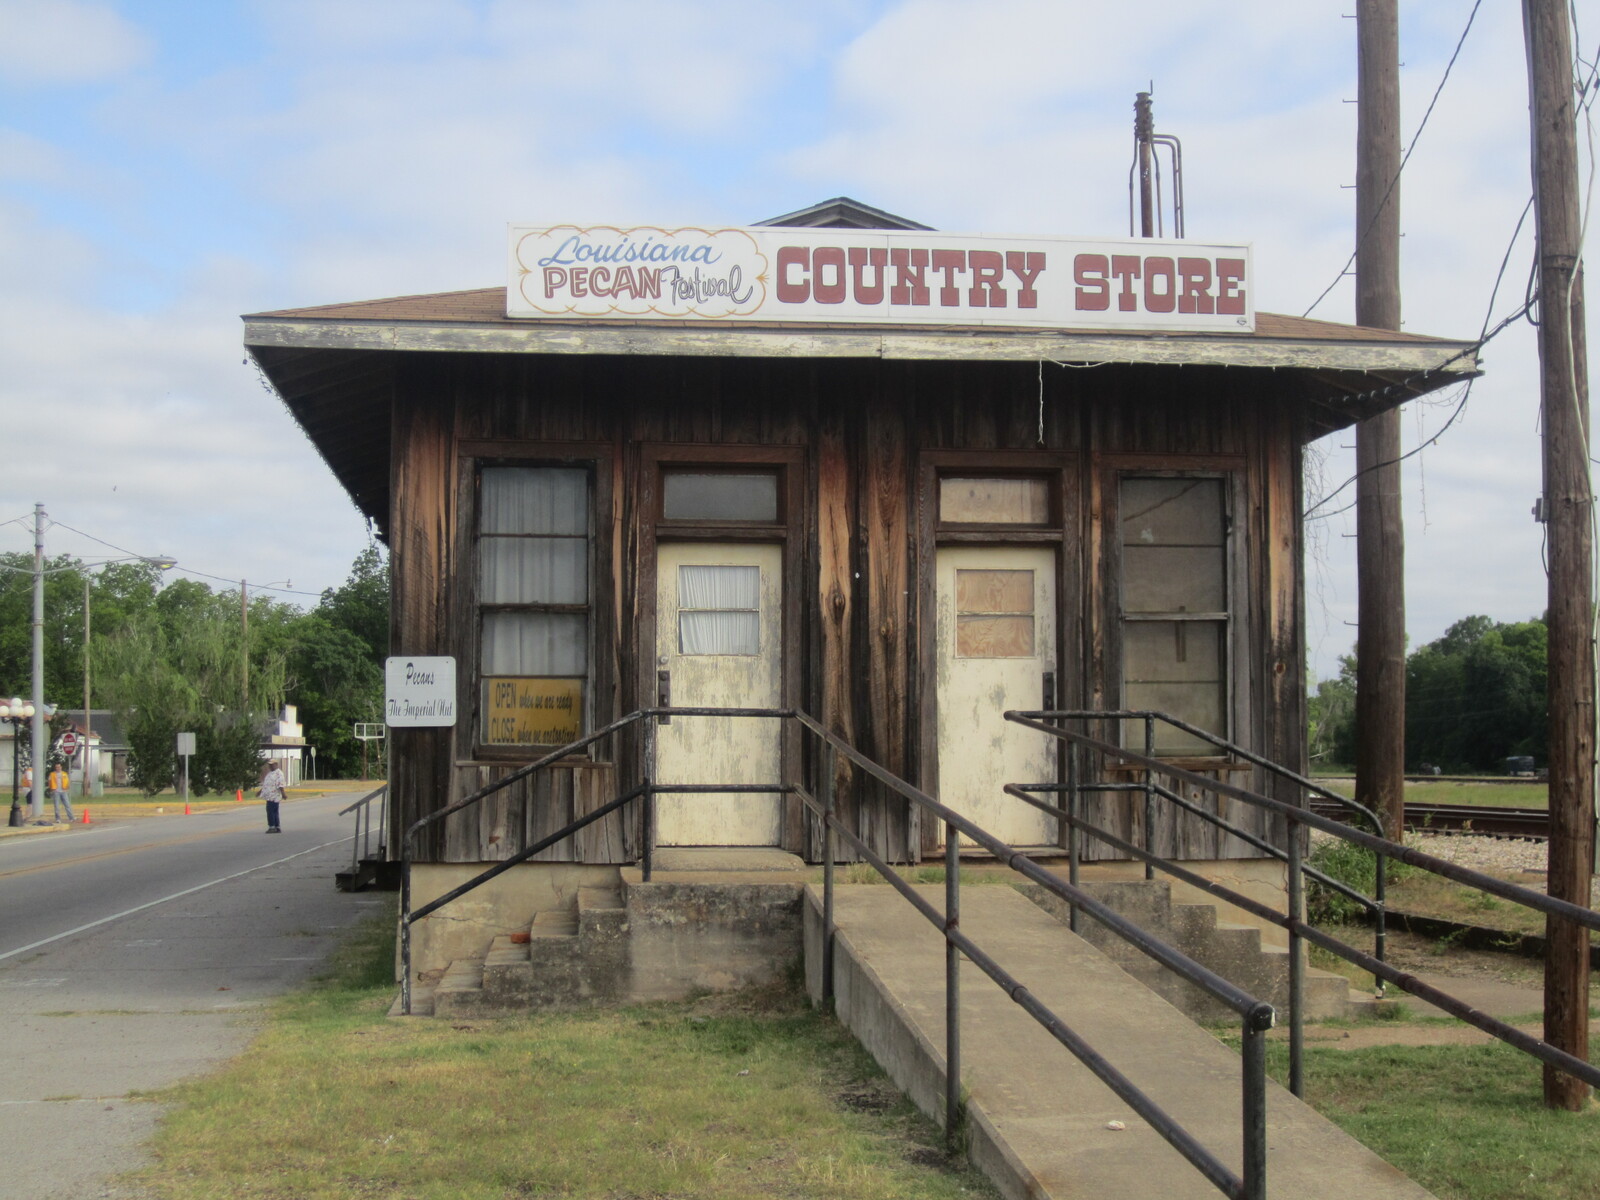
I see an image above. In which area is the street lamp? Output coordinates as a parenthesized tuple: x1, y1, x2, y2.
(3, 698, 36, 827)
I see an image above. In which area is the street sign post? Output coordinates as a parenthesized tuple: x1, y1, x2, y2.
(176, 731, 196, 806)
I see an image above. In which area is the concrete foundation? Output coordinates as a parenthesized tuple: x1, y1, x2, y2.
(405, 861, 621, 979)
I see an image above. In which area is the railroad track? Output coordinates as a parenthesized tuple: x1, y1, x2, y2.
(1308, 796, 1549, 839)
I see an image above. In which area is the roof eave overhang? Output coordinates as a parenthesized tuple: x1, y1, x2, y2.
(243, 314, 1478, 379)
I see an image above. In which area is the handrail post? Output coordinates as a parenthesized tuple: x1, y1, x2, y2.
(1067, 728, 1080, 934)
(1241, 1016, 1268, 1200)
(945, 824, 962, 1149)
(1373, 814, 1388, 997)
(1143, 715, 1156, 881)
(400, 836, 413, 1016)
(643, 716, 657, 883)
(1287, 807, 1305, 1098)
(821, 738, 837, 1004)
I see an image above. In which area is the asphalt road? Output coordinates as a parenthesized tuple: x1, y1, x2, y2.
(0, 791, 390, 1199)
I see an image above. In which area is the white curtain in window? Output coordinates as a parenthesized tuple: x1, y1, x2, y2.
(678, 565, 760, 655)
(480, 538, 587, 604)
(482, 612, 587, 675)
(480, 467, 588, 535)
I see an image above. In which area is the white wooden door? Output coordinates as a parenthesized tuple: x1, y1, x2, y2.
(935, 546, 1058, 846)
(654, 542, 783, 846)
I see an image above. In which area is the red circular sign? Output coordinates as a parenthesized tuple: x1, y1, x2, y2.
(58, 731, 79, 755)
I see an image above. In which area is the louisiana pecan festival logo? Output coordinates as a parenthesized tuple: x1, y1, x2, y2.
(514, 226, 768, 318)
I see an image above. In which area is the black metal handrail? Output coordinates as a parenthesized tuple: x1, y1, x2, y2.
(337, 784, 388, 880)
(1005, 709, 1600, 1101)
(395, 706, 1275, 1200)
(1034, 709, 1390, 994)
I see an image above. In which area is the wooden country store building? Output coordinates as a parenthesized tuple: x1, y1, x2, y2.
(245, 199, 1477, 972)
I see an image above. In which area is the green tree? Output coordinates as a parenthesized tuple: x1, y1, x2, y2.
(285, 546, 389, 778)
(1403, 615, 1547, 773)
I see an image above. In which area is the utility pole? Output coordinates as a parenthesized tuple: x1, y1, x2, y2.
(241, 579, 250, 711)
(1523, 0, 1595, 1112)
(31, 504, 46, 820)
(1353, 0, 1407, 846)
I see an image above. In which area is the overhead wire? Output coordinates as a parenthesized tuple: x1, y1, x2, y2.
(1303, 0, 1486, 320)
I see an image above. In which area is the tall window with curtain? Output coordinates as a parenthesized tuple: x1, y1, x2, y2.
(1118, 474, 1230, 756)
(477, 466, 591, 748)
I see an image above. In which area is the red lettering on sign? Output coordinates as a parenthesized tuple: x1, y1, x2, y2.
(931, 250, 966, 307)
(1006, 251, 1046, 309)
(1111, 255, 1142, 312)
(849, 246, 888, 305)
(1073, 253, 1110, 311)
(1216, 258, 1246, 315)
(890, 247, 931, 306)
(813, 246, 847, 304)
(777, 246, 810, 303)
(543, 267, 568, 298)
(967, 250, 1006, 308)
(570, 267, 589, 298)
(1176, 258, 1213, 314)
(1143, 256, 1176, 313)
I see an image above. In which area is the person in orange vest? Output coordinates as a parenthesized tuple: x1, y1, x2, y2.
(48, 762, 74, 824)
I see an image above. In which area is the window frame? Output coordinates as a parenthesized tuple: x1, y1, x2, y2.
(1107, 464, 1241, 758)
(460, 446, 614, 763)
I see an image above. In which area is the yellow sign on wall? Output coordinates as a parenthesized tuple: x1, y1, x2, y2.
(483, 677, 583, 746)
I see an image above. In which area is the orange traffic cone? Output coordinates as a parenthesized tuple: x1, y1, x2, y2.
(235, 788, 243, 803)
(82, 808, 90, 824)
(184, 802, 191, 815)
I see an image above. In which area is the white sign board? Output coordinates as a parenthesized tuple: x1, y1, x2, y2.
(508, 224, 1253, 334)
(385, 657, 458, 727)
(176, 731, 196, 756)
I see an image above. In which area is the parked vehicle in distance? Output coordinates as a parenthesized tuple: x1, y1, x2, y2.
(1503, 755, 1536, 777)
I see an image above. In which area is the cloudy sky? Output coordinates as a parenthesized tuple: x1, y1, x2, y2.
(0, 0, 1587, 681)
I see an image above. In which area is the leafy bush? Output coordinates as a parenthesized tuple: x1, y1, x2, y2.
(1305, 836, 1409, 925)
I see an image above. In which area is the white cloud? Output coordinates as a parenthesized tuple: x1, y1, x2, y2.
(0, 0, 150, 85)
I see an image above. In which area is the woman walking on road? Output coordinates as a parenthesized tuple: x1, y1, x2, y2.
(259, 758, 286, 833)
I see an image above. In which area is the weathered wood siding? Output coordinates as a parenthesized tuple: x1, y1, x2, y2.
(387, 352, 1309, 866)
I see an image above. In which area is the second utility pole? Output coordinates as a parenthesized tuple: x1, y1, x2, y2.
(1354, 0, 1407, 845)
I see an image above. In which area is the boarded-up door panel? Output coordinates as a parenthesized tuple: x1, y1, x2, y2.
(655, 542, 783, 845)
(935, 546, 1058, 846)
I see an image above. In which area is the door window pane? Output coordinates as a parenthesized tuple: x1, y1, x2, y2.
(678, 565, 761, 655)
(663, 473, 779, 522)
(940, 477, 1049, 525)
(955, 568, 1035, 657)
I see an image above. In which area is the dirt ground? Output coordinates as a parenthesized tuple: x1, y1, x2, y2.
(1290, 929, 1600, 1050)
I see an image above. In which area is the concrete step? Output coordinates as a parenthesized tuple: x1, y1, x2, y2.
(620, 857, 805, 1003)
(432, 958, 490, 1019)
(807, 884, 1435, 1200)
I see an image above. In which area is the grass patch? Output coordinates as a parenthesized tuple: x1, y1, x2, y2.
(1316, 779, 1550, 810)
(134, 901, 997, 1200)
(1261, 1039, 1600, 1200)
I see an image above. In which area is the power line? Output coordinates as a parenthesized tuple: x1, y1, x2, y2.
(1303, 0, 1486, 320)
(1305, 193, 1538, 520)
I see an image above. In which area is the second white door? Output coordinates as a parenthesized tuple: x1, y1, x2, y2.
(935, 546, 1059, 846)
(654, 542, 783, 846)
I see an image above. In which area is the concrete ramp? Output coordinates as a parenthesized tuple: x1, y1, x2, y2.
(805, 884, 1435, 1200)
